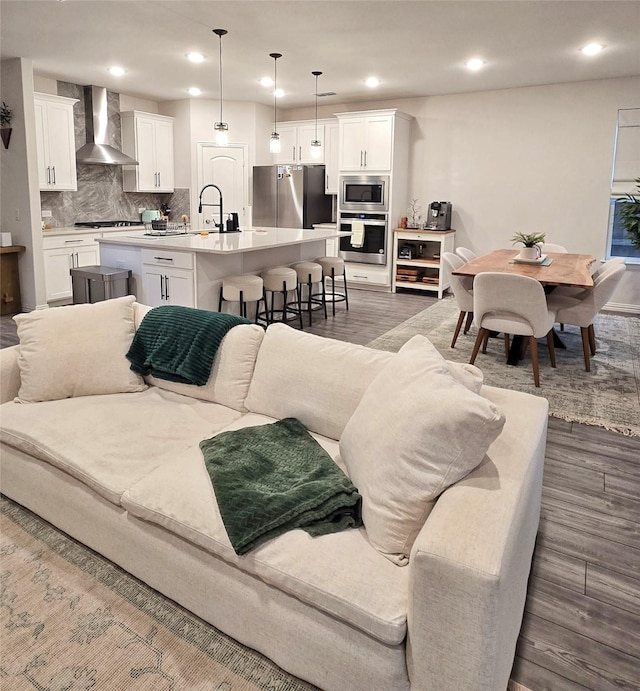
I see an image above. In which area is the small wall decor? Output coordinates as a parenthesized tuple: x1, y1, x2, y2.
(1, 101, 13, 149)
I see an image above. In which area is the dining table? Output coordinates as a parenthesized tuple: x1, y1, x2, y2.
(452, 248, 597, 364)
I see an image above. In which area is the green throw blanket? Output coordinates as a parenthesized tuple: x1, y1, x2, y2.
(200, 418, 363, 554)
(127, 306, 250, 386)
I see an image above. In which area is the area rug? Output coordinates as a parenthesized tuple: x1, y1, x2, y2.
(368, 297, 640, 437)
(0, 496, 316, 691)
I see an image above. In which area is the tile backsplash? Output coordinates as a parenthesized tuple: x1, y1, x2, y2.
(40, 81, 189, 227)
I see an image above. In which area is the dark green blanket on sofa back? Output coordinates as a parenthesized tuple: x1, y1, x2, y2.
(126, 306, 249, 386)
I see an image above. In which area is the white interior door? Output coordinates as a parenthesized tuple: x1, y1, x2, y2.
(198, 145, 247, 230)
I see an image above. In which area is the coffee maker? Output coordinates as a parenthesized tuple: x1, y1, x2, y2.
(425, 201, 452, 230)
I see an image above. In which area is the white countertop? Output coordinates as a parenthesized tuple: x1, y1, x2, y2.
(44, 225, 145, 237)
(97, 227, 348, 254)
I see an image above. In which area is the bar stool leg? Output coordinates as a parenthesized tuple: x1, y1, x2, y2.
(330, 270, 336, 317)
(321, 277, 327, 319)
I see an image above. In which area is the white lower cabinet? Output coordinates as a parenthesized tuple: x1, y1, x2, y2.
(140, 249, 195, 307)
(392, 230, 456, 298)
(43, 234, 100, 301)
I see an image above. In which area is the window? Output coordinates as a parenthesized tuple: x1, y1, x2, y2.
(607, 108, 640, 262)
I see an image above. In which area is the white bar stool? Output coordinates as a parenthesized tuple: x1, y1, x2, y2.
(260, 267, 303, 329)
(218, 275, 266, 324)
(291, 261, 327, 326)
(315, 256, 349, 316)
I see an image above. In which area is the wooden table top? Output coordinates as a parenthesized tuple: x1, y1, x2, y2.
(452, 249, 597, 288)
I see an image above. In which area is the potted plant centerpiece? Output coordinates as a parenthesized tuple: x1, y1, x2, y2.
(1, 102, 12, 150)
(511, 231, 546, 261)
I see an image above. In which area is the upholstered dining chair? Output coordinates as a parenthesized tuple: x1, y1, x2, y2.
(539, 243, 568, 253)
(552, 257, 625, 301)
(470, 272, 557, 387)
(442, 252, 474, 348)
(455, 246, 477, 262)
(546, 264, 626, 372)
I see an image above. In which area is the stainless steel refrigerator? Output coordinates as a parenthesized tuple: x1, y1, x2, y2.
(252, 164, 332, 229)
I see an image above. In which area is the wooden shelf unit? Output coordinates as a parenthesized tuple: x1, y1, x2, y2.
(392, 229, 456, 298)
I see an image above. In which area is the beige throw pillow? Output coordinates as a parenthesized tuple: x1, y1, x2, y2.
(339, 339, 505, 565)
(14, 296, 146, 403)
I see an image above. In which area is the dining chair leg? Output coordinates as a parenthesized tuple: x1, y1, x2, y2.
(451, 311, 465, 348)
(504, 333, 510, 359)
(546, 330, 557, 368)
(481, 330, 490, 354)
(464, 312, 473, 334)
(588, 324, 596, 355)
(529, 336, 540, 387)
(580, 327, 591, 372)
(470, 328, 487, 365)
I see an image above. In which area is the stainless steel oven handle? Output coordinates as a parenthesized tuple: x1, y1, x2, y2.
(342, 220, 387, 227)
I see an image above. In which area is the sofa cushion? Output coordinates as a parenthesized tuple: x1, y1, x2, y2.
(244, 324, 395, 440)
(134, 303, 263, 412)
(13, 296, 146, 403)
(122, 412, 409, 646)
(0, 388, 241, 505)
(340, 337, 506, 565)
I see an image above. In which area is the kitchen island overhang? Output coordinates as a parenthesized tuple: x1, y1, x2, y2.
(98, 227, 350, 311)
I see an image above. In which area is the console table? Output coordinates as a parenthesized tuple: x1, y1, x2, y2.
(1, 246, 25, 316)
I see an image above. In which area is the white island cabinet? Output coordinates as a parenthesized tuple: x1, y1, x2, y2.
(98, 227, 349, 311)
(34, 93, 79, 191)
(120, 111, 175, 192)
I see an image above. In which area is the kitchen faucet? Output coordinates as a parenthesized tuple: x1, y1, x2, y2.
(197, 184, 224, 232)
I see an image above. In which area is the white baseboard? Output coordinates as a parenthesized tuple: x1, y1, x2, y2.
(603, 301, 640, 315)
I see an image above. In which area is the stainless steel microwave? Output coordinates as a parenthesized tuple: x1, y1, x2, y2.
(339, 175, 389, 212)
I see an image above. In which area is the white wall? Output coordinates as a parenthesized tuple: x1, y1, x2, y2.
(285, 77, 640, 310)
(1, 58, 47, 311)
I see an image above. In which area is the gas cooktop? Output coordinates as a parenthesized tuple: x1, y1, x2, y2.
(75, 220, 143, 229)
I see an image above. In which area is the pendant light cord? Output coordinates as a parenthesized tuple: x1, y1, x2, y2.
(270, 53, 282, 134)
(213, 29, 228, 126)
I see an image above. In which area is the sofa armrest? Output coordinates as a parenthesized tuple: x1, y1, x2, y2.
(0, 346, 21, 403)
(406, 386, 548, 691)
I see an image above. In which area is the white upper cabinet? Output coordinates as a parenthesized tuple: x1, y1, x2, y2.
(337, 111, 395, 172)
(121, 111, 175, 192)
(324, 122, 340, 195)
(273, 121, 326, 165)
(34, 93, 79, 191)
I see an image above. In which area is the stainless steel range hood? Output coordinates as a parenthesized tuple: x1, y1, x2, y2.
(75, 86, 138, 165)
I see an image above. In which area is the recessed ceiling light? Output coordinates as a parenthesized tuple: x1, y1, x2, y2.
(274, 88, 285, 98)
(464, 58, 485, 71)
(581, 43, 604, 56)
(260, 77, 274, 88)
(365, 77, 380, 88)
(108, 66, 126, 77)
(187, 52, 206, 63)
(188, 87, 202, 96)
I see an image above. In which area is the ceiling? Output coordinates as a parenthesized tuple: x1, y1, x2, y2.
(2, 1, 639, 110)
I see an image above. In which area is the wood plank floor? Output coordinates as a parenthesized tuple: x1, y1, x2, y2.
(2, 289, 639, 690)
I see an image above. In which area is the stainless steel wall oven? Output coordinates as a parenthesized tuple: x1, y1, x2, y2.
(339, 212, 388, 265)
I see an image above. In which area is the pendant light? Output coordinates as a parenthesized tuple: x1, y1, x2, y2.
(269, 53, 282, 154)
(310, 70, 322, 160)
(213, 28, 229, 146)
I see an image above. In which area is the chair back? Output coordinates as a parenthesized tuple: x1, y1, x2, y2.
(473, 272, 552, 337)
(592, 256, 625, 280)
(455, 247, 477, 262)
(442, 252, 473, 311)
(559, 264, 626, 325)
(540, 243, 567, 253)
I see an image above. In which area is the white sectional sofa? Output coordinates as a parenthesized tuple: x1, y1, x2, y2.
(0, 296, 548, 691)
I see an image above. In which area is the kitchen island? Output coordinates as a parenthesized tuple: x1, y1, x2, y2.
(98, 227, 347, 310)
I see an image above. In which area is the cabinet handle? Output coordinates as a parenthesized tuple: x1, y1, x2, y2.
(64, 239, 83, 243)
(164, 275, 170, 301)
(353, 274, 368, 279)
(153, 256, 174, 262)
(46, 166, 51, 184)
(160, 275, 165, 300)
(363, 151, 367, 168)
(52, 166, 56, 184)
(360, 151, 363, 167)
(157, 171, 161, 188)
(292, 146, 296, 161)
(298, 146, 302, 161)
